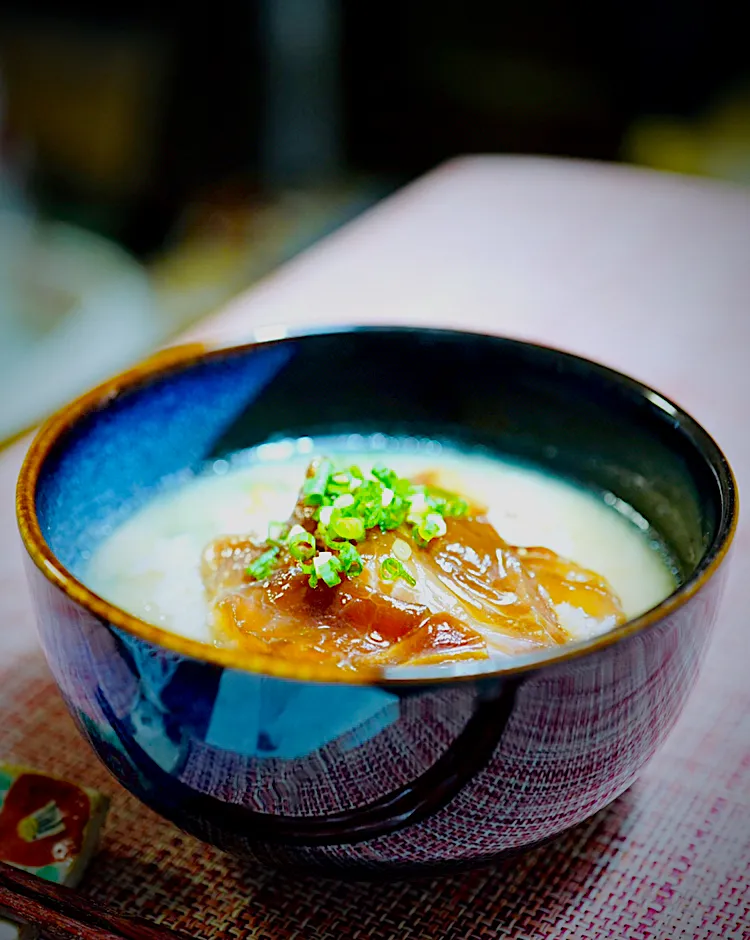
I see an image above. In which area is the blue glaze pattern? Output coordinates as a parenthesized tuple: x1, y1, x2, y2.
(37, 344, 294, 573)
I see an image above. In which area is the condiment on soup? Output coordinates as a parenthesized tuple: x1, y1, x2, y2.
(202, 458, 627, 671)
(86, 440, 676, 675)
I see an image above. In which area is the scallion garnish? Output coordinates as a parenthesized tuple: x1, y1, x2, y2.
(322, 527, 349, 550)
(392, 538, 412, 561)
(426, 488, 469, 519)
(313, 551, 343, 587)
(288, 524, 316, 562)
(299, 459, 462, 584)
(379, 556, 417, 587)
(415, 511, 447, 544)
(246, 546, 280, 581)
(302, 458, 333, 505)
(371, 465, 398, 488)
(338, 542, 363, 577)
(380, 494, 408, 531)
(332, 515, 365, 541)
(327, 471, 352, 495)
(245, 457, 469, 589)
(267, 521, 289, 544)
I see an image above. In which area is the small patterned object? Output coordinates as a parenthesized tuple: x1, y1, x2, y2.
(0, 762, 110, 937)
(0, 763, 109, 887)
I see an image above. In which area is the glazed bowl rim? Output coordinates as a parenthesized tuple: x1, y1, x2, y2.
(16, 324, 739, 686)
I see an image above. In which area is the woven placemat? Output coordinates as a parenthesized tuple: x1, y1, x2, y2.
(1, 617, 747, 940)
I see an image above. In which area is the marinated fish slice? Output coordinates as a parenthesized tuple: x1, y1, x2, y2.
(212, 565, 488, 671)
(517, 545, 626, 636)
(367, 613, 489, 667)
(202, 535, 273, 598)
(353, 522, 567, 655)
(202, 460, 627, 671)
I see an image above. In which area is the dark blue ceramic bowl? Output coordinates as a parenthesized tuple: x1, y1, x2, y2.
(17, 327, 737, 876)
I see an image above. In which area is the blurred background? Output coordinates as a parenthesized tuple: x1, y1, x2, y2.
(1, 0, 748, 441)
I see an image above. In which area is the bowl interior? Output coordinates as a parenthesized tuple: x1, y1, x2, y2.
(34, 328, 731, 615)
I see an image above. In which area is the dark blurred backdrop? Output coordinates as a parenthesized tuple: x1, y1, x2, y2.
(0, 1, 747, 439)
(2, 1, 747, 256)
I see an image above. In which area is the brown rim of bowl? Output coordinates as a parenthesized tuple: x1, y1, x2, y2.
(16, 325, 739, 687)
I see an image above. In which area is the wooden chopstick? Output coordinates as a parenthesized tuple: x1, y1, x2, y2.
(0, 861, 196, 940)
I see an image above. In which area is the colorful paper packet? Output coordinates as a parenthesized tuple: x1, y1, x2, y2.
(0, 763, 110, 938)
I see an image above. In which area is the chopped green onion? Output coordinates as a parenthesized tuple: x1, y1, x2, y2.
(392, 538, 412, 561)
(406, 492, 428, 521)
(380, 494, 408, 531)
(447, 498, 469, 517)
(416, 512, 447, 543)
(338, 542, 363, 577)
(318, 505, 334, 526)
(288, 525, 316, 562)
(291, 458, 472, 590)
(314, 551, 343, 587)
(302, 458, 333, 505)
(322, 527, 349, 549)
(379, 555, 417, 587)
(380, 487, 394, 507)
(246, 546, 280, 581)
(267, 521, 288, 544)
(412, 531, 429, 549)
(393, 478, 413, 498)
(327, 471, 352, 496)
(371, 465, 398, 488)
(354, 479, 384, 529)
(299, 560, 319, 588)
(332, 515, 365, 541)
(425, 486, 469, 518)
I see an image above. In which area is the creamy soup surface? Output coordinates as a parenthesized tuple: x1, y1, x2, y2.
(86, 436, 677, 669)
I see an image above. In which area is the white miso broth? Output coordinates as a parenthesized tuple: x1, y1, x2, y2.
(85, 436, 676, 657)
